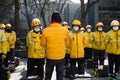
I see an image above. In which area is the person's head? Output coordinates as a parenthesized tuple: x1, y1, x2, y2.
(5, 23, 12, 32)
(62, 21, 68, 27)
(96, 22, 104, 32)
(72, 20, 81, 32)
(86, 25, 92, 32)
(32, 18, 41, 33)
(111, 20, 120, 31)
(0, 23, 5, 30)
(51, 11, 62, 23)
(80, 27, 85, 33)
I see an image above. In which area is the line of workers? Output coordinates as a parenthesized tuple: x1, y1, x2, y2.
(26, 11, 120, 80)
(0, 23, 16, 79)
(0, 11, 120, 80)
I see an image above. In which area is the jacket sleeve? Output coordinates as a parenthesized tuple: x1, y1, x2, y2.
(41, 31, 47, 48)
(65, 30, 70, 49)
(105, 32, 110, 49)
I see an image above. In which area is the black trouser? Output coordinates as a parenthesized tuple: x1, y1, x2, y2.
(108, 54, 120, 74)
(45, 58, 65, 80)
(65, 54, 70, 67)
(9, 49, 15, 61)
(4, 48, 15, 67)
(27, 58, 45, 80)
(4, 52, 10, 67)
(93, 50, 105, 69)
(0, 54, 2, 78)
(84, 48, 93, 60)
(70, 58, 85, 75)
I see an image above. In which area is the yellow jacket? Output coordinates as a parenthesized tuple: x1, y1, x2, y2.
(8, 31, 16, 49)
(26, 30, 45, 58)
(84, 31, 93, 48)
(105, 30, 120, 55)
(41, 23, 70, 60)
(0, 30, 7, 54)
(91, 31, 106, 50)
(5, 31, 16, 52)
(70, 32, 85, 58)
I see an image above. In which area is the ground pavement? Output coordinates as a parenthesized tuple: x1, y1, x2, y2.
(9, 58, 109, 80)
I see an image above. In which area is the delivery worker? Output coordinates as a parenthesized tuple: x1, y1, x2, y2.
(62, 21, 68, 27)
(91, 22, 106, 71)
(0, 23, 7, 78)
(80, 27, 85, 33)
(105, 20, 120, 78)
(41, 11, 70, 80)
(26, 18, 45, 80)
(69, 20, 85, 78)
(4, 23, 16, 68)
(84, 25, 93, 60)
(6, 24, 16, 61)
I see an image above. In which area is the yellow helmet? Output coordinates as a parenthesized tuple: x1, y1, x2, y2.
(72, 20, 81, 26)
(86, 25, 92, 29)
(0, 23, 5, 29)
(32, 18, 41, 27)
(111, 20, 120, 26)
(62, 22, 68, 25)
(6, 23, 12, 28)
(96, 22, 104, 27)
(80, 27, 85, 31)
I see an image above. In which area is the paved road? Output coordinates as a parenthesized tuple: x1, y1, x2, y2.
(9, 58, 109, 80)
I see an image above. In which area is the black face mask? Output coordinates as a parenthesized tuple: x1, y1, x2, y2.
(5, 28, 12, 33)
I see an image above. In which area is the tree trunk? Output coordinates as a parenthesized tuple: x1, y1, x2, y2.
(15, 0, 20, 37)
(24, 0, 32, 30)
(80, 0, 86, 27)
(41, 11, 47, 28)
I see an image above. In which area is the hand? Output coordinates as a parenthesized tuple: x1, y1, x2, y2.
(2, 54, 6, 60)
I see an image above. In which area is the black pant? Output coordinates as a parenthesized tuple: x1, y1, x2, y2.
(4, 52, 10, 67)
(93, 50, 105, 68)
(65, 54, 70, 67)
(108, 54, 120, 74)
(0, 54, 2, 78)
(70, 58, 85, 75)
(27, 58, 45, 80)
(4, 48, 15, 67)
(84, 48, 93, 60)
(45, 58, 65, 80)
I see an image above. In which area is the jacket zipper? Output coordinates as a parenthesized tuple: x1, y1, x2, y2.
(76, 33, 78, 58)
(117, 31, 118, 49)
(99, 32, 101, 49)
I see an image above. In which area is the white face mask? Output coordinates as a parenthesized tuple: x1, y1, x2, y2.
(34, 27, 40, 32)
(87, 28, 91, 32)
(73, 26, 79, 32)
(98, 27, 103, 31)
(113, 26, 119, 31)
